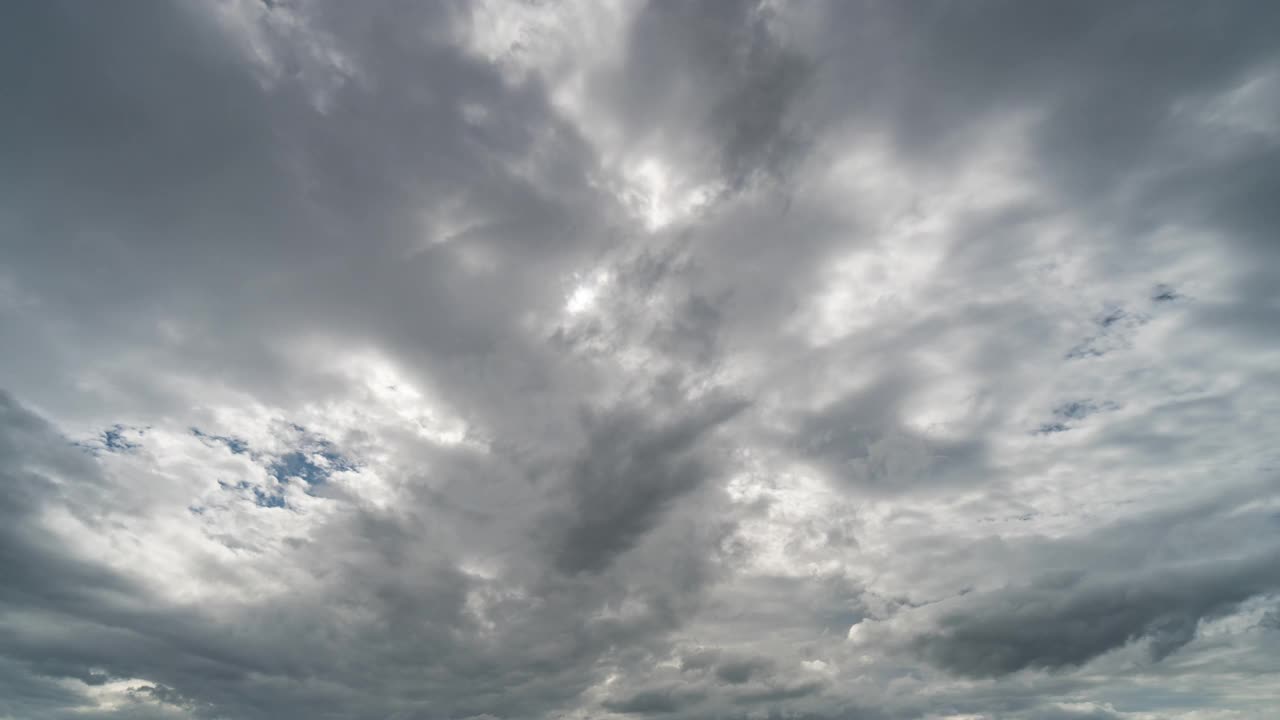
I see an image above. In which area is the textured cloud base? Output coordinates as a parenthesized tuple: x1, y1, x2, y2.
(2, 2, 1280, 719)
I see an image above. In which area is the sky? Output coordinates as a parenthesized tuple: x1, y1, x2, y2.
(1, 1, 1279, 719)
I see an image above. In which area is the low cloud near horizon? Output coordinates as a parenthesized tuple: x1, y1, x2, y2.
(2, 2, 1279, 719)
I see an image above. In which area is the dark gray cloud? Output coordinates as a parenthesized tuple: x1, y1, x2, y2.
(603, 686, 701, 716)
(1027, 708, 1126, 720)
(732, 678, 825, 705)
(912, 550, 1280, 676)
(715, 656, 773, 685)
(545, 394, 747, 575)
(604, 0, 811, 187)
(2, 1, 1279, 718)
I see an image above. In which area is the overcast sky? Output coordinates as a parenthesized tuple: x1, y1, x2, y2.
(2, 1, 1280, 719)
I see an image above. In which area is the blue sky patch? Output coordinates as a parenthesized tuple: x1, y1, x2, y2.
(191, 428, 250, 454)
(76, 424, 145, 454)
(1036, 399, 1120, 434)
(218, 478, 288, 509)
(102, 425, 140, 451)
(266, 427, 357, 486)
(201, 424, 355, 508)
(252, 487, 287, 509)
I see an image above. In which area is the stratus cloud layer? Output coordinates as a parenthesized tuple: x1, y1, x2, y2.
(1, 1, 1279, 719)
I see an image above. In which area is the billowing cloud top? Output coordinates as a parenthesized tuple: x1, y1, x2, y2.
(2, 2, 1279, 719)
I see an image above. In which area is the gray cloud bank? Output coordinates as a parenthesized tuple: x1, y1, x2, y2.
(2, 1, 1280, 719)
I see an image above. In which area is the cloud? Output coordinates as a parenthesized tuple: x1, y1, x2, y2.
(910, 550, 1280, 676)
(603, 686, 702, 715)
(2, 1, 1280, 719)
(715, 656, 773, 685)
(545, 394, 747, 575)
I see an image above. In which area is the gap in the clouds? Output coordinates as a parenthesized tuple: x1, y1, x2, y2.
(267, 448, 354, 486)
(1035, 399, 1120, 435)
(1064, 303, 1152, 360)
(75, 424, 149, 455)
(266, 423, 359, 486)
(217, 479, 287, 509)
(193, 423, 359, 510)
(101, 424, 141, 452)
(191, 427, 250, 454)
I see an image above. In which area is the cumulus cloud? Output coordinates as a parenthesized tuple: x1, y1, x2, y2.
(2, 1, 1280, 718)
